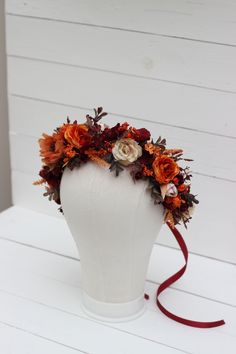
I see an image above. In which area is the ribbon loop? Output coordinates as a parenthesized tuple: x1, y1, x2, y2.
(155, 222, 225, 328)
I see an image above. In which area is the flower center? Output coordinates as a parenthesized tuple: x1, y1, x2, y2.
(50, 142, 55, 152)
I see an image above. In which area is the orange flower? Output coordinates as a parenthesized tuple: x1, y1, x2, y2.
(32, 178, 47, 185)
(85, 148, 110, 168)
(144, 143, 161, 156)
(39, 132, 65, 166)
(152, 155, 180, 184)
(178, 183, 188, 192)
(64, 124, 90, 149)
(143, 165, 153, 177)
(85, 147, 107, 157)
(63, 145, 77, 164)
(165, 196, 182, 209)
(144, 143, 155, 155)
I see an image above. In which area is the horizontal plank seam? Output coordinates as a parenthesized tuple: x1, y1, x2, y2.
(0, 320, 91, 354)
(0, 236, 235, 308)
(0, 289, 206, 354)
(156, 242, 236, 266)
(190, 171, 236, 184)
(9, 117, 236, 142)
(6, 12, 236, 49)
(146, 279, 236, 309)
(7, 54, 236, 96)
(9, 94, 236, 140)
(0, 236, 80, 262)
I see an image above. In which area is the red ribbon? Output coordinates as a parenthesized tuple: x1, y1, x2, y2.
(147, 222, 225, 328)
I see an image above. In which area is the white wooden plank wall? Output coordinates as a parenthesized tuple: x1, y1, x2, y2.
(4, 0, 236, 264)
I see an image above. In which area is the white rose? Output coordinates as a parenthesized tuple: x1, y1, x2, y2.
(166, 183, 178, 197)
(112, 138, 142, 166)
(160, 182, 178, 199)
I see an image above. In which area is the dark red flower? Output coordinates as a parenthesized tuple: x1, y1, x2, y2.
(118, 122, 129, 133)
(101, 124, 120, 141)
(127, 127, 151, 142)
(135, 128, 151, 142)
(39, 166, 61, 188)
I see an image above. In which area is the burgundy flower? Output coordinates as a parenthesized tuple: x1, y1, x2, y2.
(135, 128, 151, 142)
(127, 127, 151, 142)
(101, 124, 121, 141)
(39, 166, 61, 188)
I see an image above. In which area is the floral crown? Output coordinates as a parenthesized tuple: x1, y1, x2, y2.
(34, 107, 199, 228)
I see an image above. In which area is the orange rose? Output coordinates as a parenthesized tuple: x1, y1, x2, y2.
(165, 196, 182, 209)
(64, 124, 90, 149)
(39, 132, 64, 166)
(152, 155, 180, 184)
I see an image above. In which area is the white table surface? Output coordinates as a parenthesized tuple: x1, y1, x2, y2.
(0, 206, 235, 354)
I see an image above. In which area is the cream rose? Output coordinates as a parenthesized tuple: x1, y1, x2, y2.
(166, 183, 178, 197)
(160, 182, 178, 199)
(112, 138, 142, 166)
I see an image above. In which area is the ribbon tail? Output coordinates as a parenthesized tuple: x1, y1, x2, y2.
(155, 222, 225, 328)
